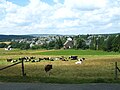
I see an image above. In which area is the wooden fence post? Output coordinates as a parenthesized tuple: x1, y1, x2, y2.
(21, 59, 26, 77)
(115, 62, 118, 80)
(0, 60, 26, 77)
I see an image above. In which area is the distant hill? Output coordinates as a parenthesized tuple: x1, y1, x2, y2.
(0, 35, 34, 41)
(0, 33, 119, 41)
(29, 33, 120, 37)
(29, 34, 61, 37)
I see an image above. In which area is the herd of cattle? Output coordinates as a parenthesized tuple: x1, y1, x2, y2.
(6, 56, 85, 64)
(6, 56, 85, 74)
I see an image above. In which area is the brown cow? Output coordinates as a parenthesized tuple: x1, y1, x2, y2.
(44, 64, 52, 73)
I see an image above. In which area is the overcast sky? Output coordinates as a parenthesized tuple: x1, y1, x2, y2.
(0, 0, 120, 35)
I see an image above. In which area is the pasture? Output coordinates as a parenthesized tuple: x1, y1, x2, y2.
(0, 48, 120, 83)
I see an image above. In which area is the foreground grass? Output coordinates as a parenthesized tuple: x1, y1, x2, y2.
(0, 76, 120, 84)
(0, 58, 120, 83)
(0, 48, 120, 83)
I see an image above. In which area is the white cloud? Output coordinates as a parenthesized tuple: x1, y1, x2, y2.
(53, 0, 60, 3)
(0, 0, 120, 35)
(53, 7, 75, 18)
(64, 0, 108, 10)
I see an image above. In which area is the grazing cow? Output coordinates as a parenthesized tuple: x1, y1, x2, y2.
(54, 57, 60, 60)
(59, 56, 67, 61)
(44, 57, 49, 60)
(39, 58, 44, 61)
(75, 59, 82, 64)
(31, 60, 35, 62)
(75, 58, 85, 64)
(69, 56, 78, 60)
(30, 56, 35, 59)
(82, 58, 85, 60)
(31, 59, 40, 62)
(45, 64, 52, 73)
(7, 58, 12, 62)
(11, 60, 18, 63)
(49, 58, 54, 61)
(19, 57, 27, 60)
(24, 59, 31, 62)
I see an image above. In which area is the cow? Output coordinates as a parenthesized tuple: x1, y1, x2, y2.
(44, 57, 49, 60)
(7, 58, 12, 62)
(69, 56, 78, 60)
(44, 64, 52, 73)
(30, 56, 36, 59)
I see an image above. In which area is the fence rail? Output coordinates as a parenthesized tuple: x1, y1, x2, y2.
(0, 60, 26, 77)
(115, 62, 120, 80)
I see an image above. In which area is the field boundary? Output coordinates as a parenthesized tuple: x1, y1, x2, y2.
(0, 60, 26, 77)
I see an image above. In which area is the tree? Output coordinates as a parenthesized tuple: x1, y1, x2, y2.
(75, 38, 86, 49)
(41, 42, 49, 49)
(10, 42, 30, 50)
(89, 36, 96, 50)
(0, 43, 7, 48)
(55, 37, 63, 49)
(10, 42, 21, 48)
(20, 43, 30, 50)
(48, 41, 56, 49)
(105, 36, 115, 52)
(112, 35, 120, 52)
(31, 45, 41, 50)
(98, 37, 105, 50)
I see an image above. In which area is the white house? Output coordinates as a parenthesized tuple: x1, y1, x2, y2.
(5, 45, 12, 50)
(63, 38, 74, 49)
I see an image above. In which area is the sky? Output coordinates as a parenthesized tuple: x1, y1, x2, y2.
(0, 0, 120, 35)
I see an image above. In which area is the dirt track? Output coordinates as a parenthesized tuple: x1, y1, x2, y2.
(0, 83, 120, 90)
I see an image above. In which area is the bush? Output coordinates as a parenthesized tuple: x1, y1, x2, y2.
(0, 43, 7, 48)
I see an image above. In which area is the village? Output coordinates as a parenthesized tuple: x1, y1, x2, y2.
(0, 33, 119, 53)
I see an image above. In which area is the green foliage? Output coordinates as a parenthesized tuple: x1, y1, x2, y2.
(74, 38, 87, 50)
(106, 36, 114, 51)
(55, 37, 63, 49)
(103, 35, 120, 52)
(0, 43, 7, 48)
(39, 49, 120, 55)
(30, 45, 41, 50)
(98, 37, 105, 50)
(20, 43, 30, 50)
(38, 36, 64, 50)
(10, 42, 30, 50)
(48, 41, 56, 49)
(1, 34, 119, 53)
(112, 35, 120, 52)
(40, 43, 49, 49)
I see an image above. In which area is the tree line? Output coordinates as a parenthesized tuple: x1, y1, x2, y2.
(0, 34, 119, 52)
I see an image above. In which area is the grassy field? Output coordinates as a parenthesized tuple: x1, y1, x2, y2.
(0, 42, 11, 44)
(38, 49, 120, 55)
(0, 48, 120, 83)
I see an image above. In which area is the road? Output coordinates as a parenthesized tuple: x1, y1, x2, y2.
(0, 83, 120, 90)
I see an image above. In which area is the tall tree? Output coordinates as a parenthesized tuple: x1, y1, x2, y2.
(75, 38, 86, 49)
(112, 35, 120, 52)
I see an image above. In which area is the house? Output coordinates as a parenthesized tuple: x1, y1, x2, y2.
(30, 43, 35, 48)
(5, 45, 12, 50)
(63, 38, 74, 49)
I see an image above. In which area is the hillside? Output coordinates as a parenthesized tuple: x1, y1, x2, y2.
(0, 35, 34, 41)
(28, 34, 62, 37)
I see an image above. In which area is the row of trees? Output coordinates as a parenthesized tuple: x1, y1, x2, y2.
(0, 34, 119, 52)
(103, 35, 120, 52)
(87, 34, 120, 52)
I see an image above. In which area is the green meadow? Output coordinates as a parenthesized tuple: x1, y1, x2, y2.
(0, 48, 120, 83)
(38, 49, 120, 55)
